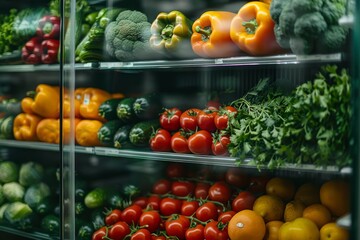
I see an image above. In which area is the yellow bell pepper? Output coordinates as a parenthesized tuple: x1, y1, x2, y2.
(36, 118, 80, 144)
(13, 113, 43, 141)
(75, 119, 103, 146)
(79, 88, 112, 121)
(63, 88, 82, 118)
(278, 217, 320, 240)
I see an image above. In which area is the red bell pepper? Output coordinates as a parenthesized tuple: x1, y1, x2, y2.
(21, 37, 42, 64)
(41, 39, 60, 64)
(36, 16, 61, 40)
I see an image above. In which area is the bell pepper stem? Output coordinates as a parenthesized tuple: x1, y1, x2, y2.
(42, 22, 54, 35)
(161, 25, 174, 40)
(242, 19, 258, 34)
(195, 26, 212, 41)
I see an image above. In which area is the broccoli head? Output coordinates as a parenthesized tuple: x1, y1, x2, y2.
(320, 0, 346, 25)
(270, 0, 293, 24)
(294, 12, 327, 39)
(105, 10, 157, 61)
(315, 25, 349, 53)
(291, 0, 324, 14)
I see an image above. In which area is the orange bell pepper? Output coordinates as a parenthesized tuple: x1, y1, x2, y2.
(230, 1, 285, 56)
(36, 118, 80, 144)
(63, 88, 82, 118)
(191, 11, 241, 58)
(75, 119, 103, 146)
(79, 88, 112, 121)
(13, 113, 42, 141)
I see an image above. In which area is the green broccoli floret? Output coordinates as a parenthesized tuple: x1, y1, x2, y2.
(278, 3, 298, 36)
(291, 0, 324, 14)
(315, 25, 349, 53)
(274, 24, 290, 49)
(270, 0, 292, 24)
(320, 0, 346, 25)
(105, 10, 157, 61)
(294, 12, 327, 39)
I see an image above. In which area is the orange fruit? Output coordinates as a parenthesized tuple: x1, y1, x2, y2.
(294, 182, 321, 206)
(253, 194, 285, 222)
(303, 203, 332, 229)
(264, 220, 284, 240)
(266, 177, 296, 202)
(284, 200, 306, 222)
(320, 179, 350, 217)
(278, 217, 320, 240)
(228, 209, 266, 240)
(320, 222, 349, 240)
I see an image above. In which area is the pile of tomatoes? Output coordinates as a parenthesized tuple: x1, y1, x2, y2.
(150, 106, 238, 156)
(91, 163, 269, 240)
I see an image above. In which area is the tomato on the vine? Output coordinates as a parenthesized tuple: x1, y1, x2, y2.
(171, 131, 191, 153)
(92, 226, 107, 240)
(203, 220, 229, 240)
(218, 210, 236, 224)
(171, 181, 195, 197)
(152, 179, 172, 195)
(181, 200, 199, 216)
(197, 108, 218, 132)
(130, 229, 152, 240)
(160, 197, 182, 216)
(185, 224, 204, 240)
(166, 163, 186, 178)
(133, 196, 148, 209)
(211, 132, 230, 156)
(121, 205, 143, 225)
(208, 181, 232, 203)
(105, 209, 122, 226)
(225, 167, 250, 188)
(151, 236, 166, 240)
(231, 191, 256, 212)
(214, 106, 237, 130)
(150, 128, 172, 152)
(108, 221, 130, 240)
(194, 182, 210, 199)
(180, 108, 201, 131)
(159, 107, 182, 131)
(165, 214, 190, 240)
(139, 210, 161, 233)
(188, 130, 213, 155)
(195, 202, 218, 222)
(147, 194, 162, 211)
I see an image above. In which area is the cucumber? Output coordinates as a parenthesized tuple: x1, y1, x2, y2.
(129, 120, 160, 147)
(98, 98, 123, 121)
(117, 97, 139, 123)
(84, 188, 107, 209)
(113, 124, 133, 149)
(133, 94, 162, 120)
(97, 120, 124, 146)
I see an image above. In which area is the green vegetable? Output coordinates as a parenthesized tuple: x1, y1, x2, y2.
(0, 161, 18, 183)
(24, 182, 51, 208)
(16, 213, 39, 231)
(35, 197, 56, 216)
(117, 97, 139, 123)
(18, 161, 44, 186)
(41, 214, 60, 235)
(49, 0, 91, 18)
(91, 208, 105, 230)
(0, 98, 22, 115)
(0, 185, 4, 205)
(113, 124, 134, 149)
(97, 120, 125, 146)
(4, 202, 32, 223)
(77, 222, 94, 240)
(129, 120, 160, 147)
(75, 201, 87, 216)
(0, 203, 9, 223)
(84, 188, 107, 209)
(105, 10, 159, 61)
(293, 12, 327, 39)
(0, 115, 14, 139)
(98, 98, 124, 121)
(133, 94, 162, 120)
(315, 25, 349, 53)
(3, 182, 24, 202)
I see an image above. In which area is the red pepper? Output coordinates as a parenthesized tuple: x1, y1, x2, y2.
(36, 16, 61, 39)
(21, 37, 42, 64)
(41, 39, 59, 64)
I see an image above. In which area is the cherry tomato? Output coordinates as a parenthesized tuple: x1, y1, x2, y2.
(180, 108, 201, 131)
(203, 220, 228, 240)
(197, 108, 217, 132)
(133, 196, 149, 209)
(181, 200, 199, 216)
(92, 226, 107, 240)
(247, 175, 270, 194)
(231, 191, 256, 212)
(225, 167, 250, 188)
(206, 100, 221, 110)
(194, 182, 210, 199)
(159, 107, 182, 131)
(171, 131, 191, 153)
(195, 202, 218, 222)
(214, 106, 237, 130)
(211, 133, 230, 156)
(121, 205, 143, 225)
(151, 236, 166, 240)
(147, 194, 162, 211)
(108, 221, 131, 240)
(188, 130, 213, 155)
(139, 210, 161, 233)
(152, 179, 172, 195)
(218, 210, 236, 224)
(166, 163, 185, 178)
(150, 128, 172, 152)
(105, 209, 122, 226)
(165, 214, 190, 240)
(160, 197, 182, 216)
(131, 229, 152, 240)
(171, 181, 195, 197)
(185, 224, 204, 240)
(208, 181, 232, 203)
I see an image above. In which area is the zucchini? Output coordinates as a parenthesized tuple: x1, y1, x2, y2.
(0, 99, 22, 116)
(84, 188, 107, 209)
(133, 94, 162, 120)
(98, 98, 123, 121)
(129, 120, 160, 147)
(117, 97, 139, 123)
(0, 115, 14, 139)
(97, 120, 124, 146)
(113, 124, 133, 149)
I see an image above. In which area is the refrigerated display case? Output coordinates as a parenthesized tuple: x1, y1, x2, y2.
(0, 0, 358, 240)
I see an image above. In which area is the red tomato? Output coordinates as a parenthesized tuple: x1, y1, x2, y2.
(231, 191, 256, 212)
(203, 220, 228, 240)
(188, 130, 213, 155)
(121, 205, 143, 225)
(171, 131, 191, 153)
(139, 210, 161, 233)
(108, 221, 131, 240)
(148, 194, 162, 211)
(247, 175, 270, 194)
(152, 179, 172, 195)
(218, 210, 236, 224)
(197, 109, 217, 132)
(171, 181, 195, 197)
(180, 108, 201, 131)
(151, 236, 166, 240)
(185, 224, 204, 240)
(159, 107, 182, 131)
(150, 128, 172, 152)
(195, 202, 218, 222)
(133, 196, 149, 209)
(160, 197, 182, 216)
(211, 133, 230, 156)
(194, 182, 210, 199)
(181, 200, 199, 216)
(214, 106, 237, 130)
(92, 226, 107, 240)
(165, 214, 190, 240)
(166, 163, 185, 178)
(105, 209, 122, 226)
(131, 229, 152, 240)
(225, 167, 250, 188)
(208, 181, 232, 203)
